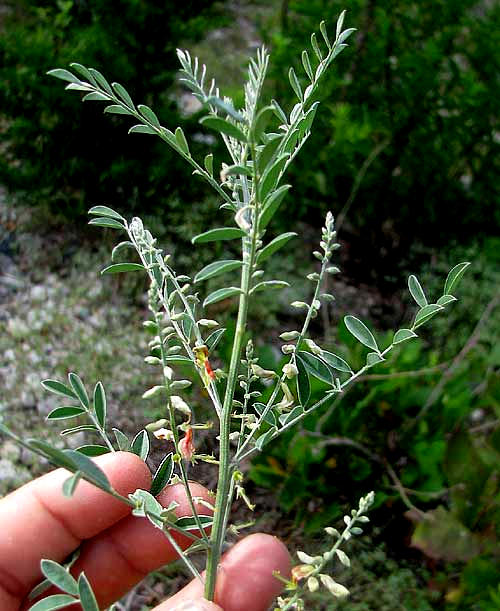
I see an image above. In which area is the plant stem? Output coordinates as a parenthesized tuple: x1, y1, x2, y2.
(204, 240, 253, 599)
(204, 145, 261, 599)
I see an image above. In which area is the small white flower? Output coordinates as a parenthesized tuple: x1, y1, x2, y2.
(319, 574, 349, 598)
(170, 395, 191, 416)
(282, 363, 298, 379)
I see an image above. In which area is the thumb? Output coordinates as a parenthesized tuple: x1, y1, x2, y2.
(164, 600, 223, 611)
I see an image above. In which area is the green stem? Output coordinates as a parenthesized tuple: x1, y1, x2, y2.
(235, 256, 329, 459)
(204, 144, 261, 600)
(204, 246, 253, 599)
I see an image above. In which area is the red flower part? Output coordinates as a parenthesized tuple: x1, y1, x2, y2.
(204, 359, 216, 380)
(179, 427, 195, 461)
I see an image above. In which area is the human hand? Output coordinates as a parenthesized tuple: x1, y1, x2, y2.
(0, 452, 290, 611)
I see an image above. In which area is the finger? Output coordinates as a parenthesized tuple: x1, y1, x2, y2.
(155, 533, 291, 611)
(68, 482, 214, 608)
(169, 601, 222, 611)
(0, 451, 150, 608)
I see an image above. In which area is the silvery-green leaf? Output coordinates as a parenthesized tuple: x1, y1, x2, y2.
(253, 105, 274, 141)
(257, 133, 282, 174)
(297, 102, 319, 137)
(256, 232, 297, 263)
(223, 164, 253, 177)
(130, 489, 164, 527)
(259, 154, 289, 202)
(61, 425, 98, 436)
(321, 351, 352, 373)
(250, 280, 289, 294)
(29, 594, 77, 611)
(137, 104, 160, 127)
(111, 241, 134, 261)
(302, 50, 313, 80)
(76, 445, 109, 457)
(62, 472, 81, 497)
(88, 68, 113, 94)
(111, 82, 134, 108)
(88, 205, 124, 220)
(69, 62, 95, 84)
(205, 96, 244, 121)
(78, 573, 99, 611)
(336, 9, 346, 37)
(206, 328, 226, 351)
(298, 352, 333, 385)
(192, 227, 245, 244)
(131, 430, 150, 461)
(150, 453, 174, 496)
(200, 116, 246, 142)
(288, 67, 302, 100)
(176, 515, 214, 531)
(27, 440, 77, 471)
(160, 127, 178, 148)
(338, 27, 356, 44)
(47, 68, 80, 83)
(28, 578, 52, 602)
(83, 91, 110, 102)
(254, 403, 276, 426)
(392, 329, 417, 345)
(408, 275, 427, 307)
(436, 294, 457, 307)
(296, 358, 311, 406)
(63, 450, 111, 491)
(413, 304, 444, 329)
(112, 428, 130, 451)
(41, 559, 78, 595)
(47, 407, 86, 420)
(255, 427, 277, 450)
(366, 352, 384, 366)
(344, 315, 379, 352)
(68, 373, 89, 409)
(332, 43, 348, 59)
(88, 217, 124, 229)
(259, 184, 291, 231)
(164, 355, 192, 365)
(279, 405, 303, 426)
(101, 263, 144, 274)
(444, 262, 471, 295)
(41, 379, 78, 400)
(194, 260, 242, 283)
(282, 129, 299, 156)
(204, 153, 213, 175)
(65, 83, 91, 92)
(271, 100, 287, 123)
(128, 124, 156, 135)
(311, 32, 323, 60)
(175, 126, 190, 155)
(93, 382, 106, 429)
(319, 20, 331, 48)
(104, 104, 131, 115)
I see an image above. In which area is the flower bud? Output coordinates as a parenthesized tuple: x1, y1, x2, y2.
(282, 363, 298, 379)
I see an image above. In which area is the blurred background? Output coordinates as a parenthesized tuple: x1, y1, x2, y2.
(0, 0, 499, 609)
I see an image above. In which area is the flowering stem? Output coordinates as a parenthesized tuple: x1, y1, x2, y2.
(204, 143, 261, 599)
(154, 309, 211, 546)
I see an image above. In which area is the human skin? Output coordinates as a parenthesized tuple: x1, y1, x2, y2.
(0, 452, 290, 610)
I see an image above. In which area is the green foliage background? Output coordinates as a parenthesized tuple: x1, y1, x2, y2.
(1, 0, 499, 609)
(0, 0, 222, 216)
(262, 0, 499, 275)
